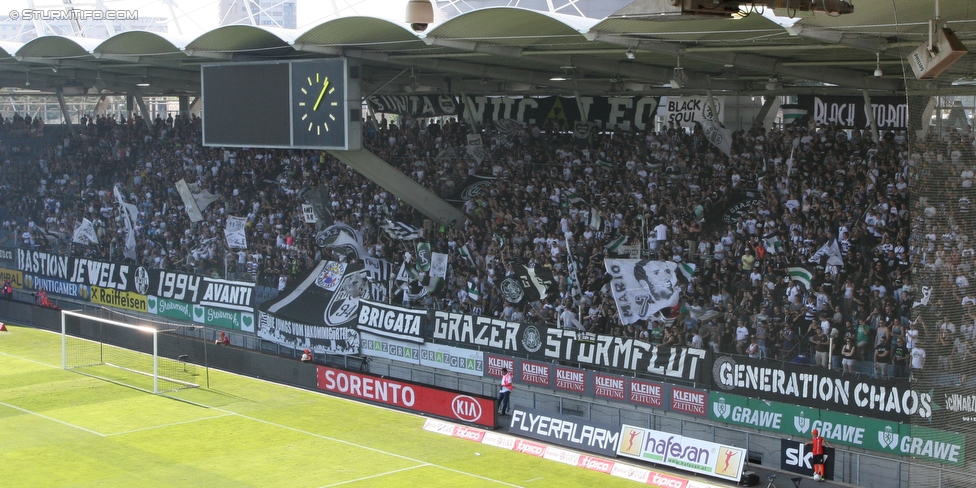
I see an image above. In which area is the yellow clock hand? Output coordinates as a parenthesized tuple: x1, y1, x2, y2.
(312, 78, 330, 111)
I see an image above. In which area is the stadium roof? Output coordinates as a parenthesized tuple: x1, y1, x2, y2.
(0, 0, 973, 98)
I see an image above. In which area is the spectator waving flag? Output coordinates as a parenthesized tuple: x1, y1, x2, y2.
(72, 218, 98, 246)
(381, 220, 422, 240)
(699, 119, 733, 158)
(605, 235, 629, 254)
(676, 262, 696, 283)
(808, 238, 844, 266)
(787, 265, 814, 290)
(459, 244, 476, 267)
(113, 185, 139, 260)
(565, 238, 583, 306)
(763, 235, 784, 254)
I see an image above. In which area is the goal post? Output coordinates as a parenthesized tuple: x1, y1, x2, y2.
(61, 309, 200, 394)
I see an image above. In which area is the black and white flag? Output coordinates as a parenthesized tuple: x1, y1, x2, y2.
(113, 185, 139, 260)
(381, 220, 423, 240)
(300, 185, 333, 228)
(604, 259, 680, 325)
(500, 264, 557, 304)
(72, 218, 98, 246)
(808, 238, 844, 267)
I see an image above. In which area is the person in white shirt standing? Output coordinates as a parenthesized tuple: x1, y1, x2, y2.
(497, 368, 514, 416)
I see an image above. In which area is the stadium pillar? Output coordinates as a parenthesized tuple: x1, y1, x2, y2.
(755, 96, 779, 128)
(54, 87, 75, 137)
(178, 95, 189, 115)
(328, 149, 465, 226)
(132, 94, 154, 132)
(861, 89, 880, 142)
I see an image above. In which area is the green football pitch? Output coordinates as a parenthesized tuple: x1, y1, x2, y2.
(0, 324, 642, 488)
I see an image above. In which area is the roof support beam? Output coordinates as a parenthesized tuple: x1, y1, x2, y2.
(344, 48, 614, 93)
(422, 36, 747, 91)
(593, 34, 903, 92)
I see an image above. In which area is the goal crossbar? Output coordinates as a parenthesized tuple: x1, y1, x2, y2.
(61, 310, 199, 394)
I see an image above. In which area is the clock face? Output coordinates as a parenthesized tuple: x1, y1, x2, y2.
(292, 59, 347, 148)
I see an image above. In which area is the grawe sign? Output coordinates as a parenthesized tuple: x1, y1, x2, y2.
(617, 424, 746, 482)
(709, 392, 966, 465)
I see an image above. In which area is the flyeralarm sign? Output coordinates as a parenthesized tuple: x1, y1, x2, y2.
(315, 366, 495, 428)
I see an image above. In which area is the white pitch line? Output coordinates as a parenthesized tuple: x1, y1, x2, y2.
(0, 351, 60, 369)
(0, 400, 106, 437)
(104, 413, 234, 436)
(319, 463, 430, 487)
(211, 407, 525, 488)
(525, 477, 544, 483)
(3, 334, 523, 487)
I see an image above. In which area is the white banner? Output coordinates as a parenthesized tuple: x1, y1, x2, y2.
(302, 204, 318, 224)
(617, 425, 746, 482)
(659, 96, 724, 127)
(430, 252, 448, 280)
(699, 119, 733, 157)
(359, 331, 421, 364)
(359, 331, 485, 376)
(224, 216, 247, 249)
(603, 259, 679, 325)
(357, 299, 426, 343)
(419, 342, 484, 376)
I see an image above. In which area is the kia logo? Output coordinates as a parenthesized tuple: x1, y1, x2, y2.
(451, 395, 483, 422)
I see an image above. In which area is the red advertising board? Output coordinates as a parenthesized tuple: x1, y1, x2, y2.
(554, 366, 586, 393)
(486, 354, 514, 377)
(594, 373, 626, 401)
(670, 386, 707, 417)
(316, 366, 495, 428)
(519, 360, 551, 387)
(628, 378, 664, 407)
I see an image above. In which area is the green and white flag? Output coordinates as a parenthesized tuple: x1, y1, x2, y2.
(565, 192, 586, 205)
(787, 266, 814, 290)
(467, 281, 481, 301)
(763, 236, 784, 254)
(677, 262, 696, 282)
(492, 233, 507, 248)
(459, 244, 475, 266)
(605, 235, 629, 253)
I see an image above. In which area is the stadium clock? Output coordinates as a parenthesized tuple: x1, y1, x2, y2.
(291, 59, 348, 149)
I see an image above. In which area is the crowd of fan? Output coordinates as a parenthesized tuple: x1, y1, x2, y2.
(0, 109, 974, 384)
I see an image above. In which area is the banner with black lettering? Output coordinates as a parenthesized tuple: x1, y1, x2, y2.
(461, 95, 660, 131)
(260, 260, 371, 328)
(357, 300, 426, 343)
(508, 407, 620, 458)
(797, 94, 908, 130)
(710, 355, 929, 422)
(659, 96, 724, 127)
(365, 95, 460, 118)
(543, 329, 707, 383)
(257, 311, 359, 355)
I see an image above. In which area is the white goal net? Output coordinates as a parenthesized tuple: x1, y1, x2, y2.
(61, 310, 199, 394)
